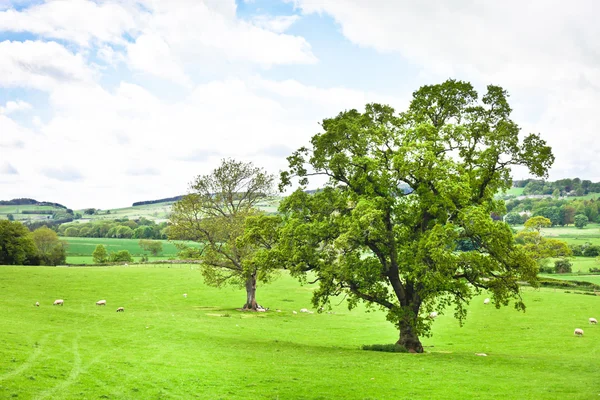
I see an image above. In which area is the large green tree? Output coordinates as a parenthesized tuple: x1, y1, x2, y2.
(169, 159, 278, 310)
(0, 220, 37, 265)
(278, 80, 554, 352)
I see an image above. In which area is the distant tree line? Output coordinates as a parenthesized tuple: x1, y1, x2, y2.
(57, 217, 169, 239)
(513, 178, 600, 196)
(504, 197, 600, 226)
(0, 198, 67, 209)
(131, 195, 184, 207)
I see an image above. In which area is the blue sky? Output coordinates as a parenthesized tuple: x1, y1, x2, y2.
(1, 0, 599, 209)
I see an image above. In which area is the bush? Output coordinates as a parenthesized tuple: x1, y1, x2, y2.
(554, 259, 572, 274)
(539, 265, 554, 274)
(583, 245, 600, 257)
(570, 244, 583, 256)
(109, 250, 133, 263)
(574, 214, 589, 229)
(361, 344, 408, 353)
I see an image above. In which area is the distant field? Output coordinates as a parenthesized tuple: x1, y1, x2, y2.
(77, 196, 283, 222)
(62, 237, 201, 264)
(0, 266, 598, 399)
(501, 187, 525, 196)
(76, 202, 174, 222)
(0, 204, 64, 221)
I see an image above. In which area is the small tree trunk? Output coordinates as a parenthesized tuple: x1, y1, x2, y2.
(242, 274, 258, 311)
(397, 316, 424, 353)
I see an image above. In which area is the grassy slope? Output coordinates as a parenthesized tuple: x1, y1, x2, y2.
(0, 266, 598, 399)
(0, 204, 64, 221)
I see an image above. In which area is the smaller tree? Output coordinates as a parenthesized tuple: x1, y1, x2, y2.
(574, 214, 589, 229)
(524, 216, 552, 233)
(31, 226, 67, 266)
(92, 244, 109, 263)
(7, 214, 14, 221)
(138, 239, 163, 256)
(554, 259, 572, 274)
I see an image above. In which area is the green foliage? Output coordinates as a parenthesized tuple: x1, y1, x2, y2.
(138, 239, 163, 256)
(553, 259, 572, 274)
(109, 250, 133, 263)
(177, 246, 203, 259)
(31, 226, 67, 266)
(278, 79, 554, 351)
(6, 213, 14, 221)
(361, 343, 408, 353)
(583, 245, 600, 257)
(169, 159, 277, 310)
(504, 212, 522, 225)
(574, 214, 589, 229)
(533, 207, 561, 226)
(0, 220, 37, 265)
(92, 244, 108, 263)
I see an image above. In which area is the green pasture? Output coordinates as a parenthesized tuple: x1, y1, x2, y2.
(76, 202, 173, 222)
(61, 237, 201, 264)
(0, 204, 63, 221)
(0, 266, 598, 399)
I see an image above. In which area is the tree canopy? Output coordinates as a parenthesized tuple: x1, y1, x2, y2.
(0, 220, 37, 265)
(278, 79, 554, 352)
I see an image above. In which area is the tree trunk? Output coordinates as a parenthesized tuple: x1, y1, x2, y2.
(397, 314, 424, 353)
(242, 274, 258, 311)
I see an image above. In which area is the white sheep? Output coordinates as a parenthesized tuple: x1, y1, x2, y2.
(429, 312, 438, 319)
(53, 299, 64, 306)
(96, 300, 106, 306)
(116, 307, 124, 312)
(292, 311, 297, 314)
(574, 328, 584, 337)
(34, 302, 39, 307)
(300, 308, 309, 313)
(589, 318, 597, 325)
(183, 293, 187, 298)
(483, 298, 490, 305)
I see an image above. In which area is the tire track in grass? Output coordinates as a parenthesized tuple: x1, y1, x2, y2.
(0, 334, 49, 382)
(35, 335, 82, 400)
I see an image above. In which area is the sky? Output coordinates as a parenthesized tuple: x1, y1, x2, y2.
(1, 0, 599, 209)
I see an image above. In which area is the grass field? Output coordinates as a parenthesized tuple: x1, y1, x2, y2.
(0, 266, 598, 399)
(0, 204, 64, 221)
(61, 237, 201, 264)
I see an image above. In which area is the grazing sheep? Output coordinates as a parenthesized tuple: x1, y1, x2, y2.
(590, 318, 597, 325)
(429, 312, 438, 319)
(96, 300, 106, 306)
(116, 307, 124, 312)
(300, 308, 309, 313)
(574, 328, 584, 336)
(483, 298, 490, 304)
(35, 302, 39, 307)
(183, 293, 187, 298)
(53, 299, 64, 306)
(292, 311, 297, 314)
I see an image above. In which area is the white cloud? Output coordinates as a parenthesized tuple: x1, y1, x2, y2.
(0, 0, 138, 47)
(251, 15, 299, 33)
(0, 74, 403, 208)
(288, 0, 600, 181)
(0, 40, 96, 91)
(0, 100, 31, 115)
